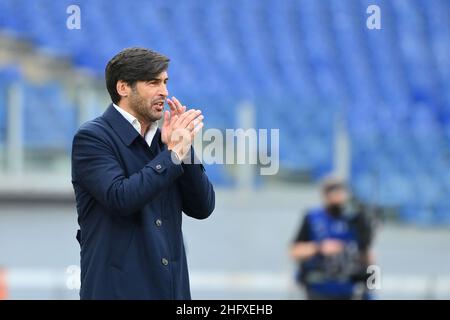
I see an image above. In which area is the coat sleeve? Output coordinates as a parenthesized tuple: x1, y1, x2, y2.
(177, 148, 216, 220)
(71, 128, 184, 216)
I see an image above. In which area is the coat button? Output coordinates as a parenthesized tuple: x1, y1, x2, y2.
(161, 258, 169, 266)
(156, 164, 162, 170)
(155, 219, 162, 227)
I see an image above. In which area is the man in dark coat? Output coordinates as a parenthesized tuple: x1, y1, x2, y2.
(71, 47, 215, 299)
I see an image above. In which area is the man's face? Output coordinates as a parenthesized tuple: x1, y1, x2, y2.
(324, 188, 348, 206)
(128, 71, 169, 123)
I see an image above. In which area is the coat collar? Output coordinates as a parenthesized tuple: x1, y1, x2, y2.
(102, 104, 164, 148)
(102, 104, 141, 146)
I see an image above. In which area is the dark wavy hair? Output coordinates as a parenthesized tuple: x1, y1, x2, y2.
(105, 47, 169, 104)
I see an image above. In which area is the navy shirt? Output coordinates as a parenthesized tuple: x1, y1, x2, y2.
(293, 208, 364, 298)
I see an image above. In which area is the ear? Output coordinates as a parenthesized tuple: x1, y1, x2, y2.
(116, 80, 130, 100)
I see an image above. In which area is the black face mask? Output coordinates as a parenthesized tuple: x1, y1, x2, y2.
(326, 204, 344, 217)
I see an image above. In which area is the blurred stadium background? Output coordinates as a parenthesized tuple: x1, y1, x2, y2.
(0, 0, 449, 299)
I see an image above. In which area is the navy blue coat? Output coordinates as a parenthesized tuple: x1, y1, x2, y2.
(71, 104, 215, 300)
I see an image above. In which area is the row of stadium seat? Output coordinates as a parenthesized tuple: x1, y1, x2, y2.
(0, 0, 448, 224)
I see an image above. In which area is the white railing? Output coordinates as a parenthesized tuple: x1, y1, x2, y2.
(1, 268, 450, 300)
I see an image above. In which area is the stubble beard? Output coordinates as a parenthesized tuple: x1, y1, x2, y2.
(129, 88, 163, 124)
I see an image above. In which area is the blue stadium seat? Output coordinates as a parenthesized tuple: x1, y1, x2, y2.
(0, 0, 449, 214)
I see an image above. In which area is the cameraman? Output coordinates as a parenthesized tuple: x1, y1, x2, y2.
(290, 177, 376, 300)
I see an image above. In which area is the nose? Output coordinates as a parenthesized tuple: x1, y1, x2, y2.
(158, 83, 168, 98)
